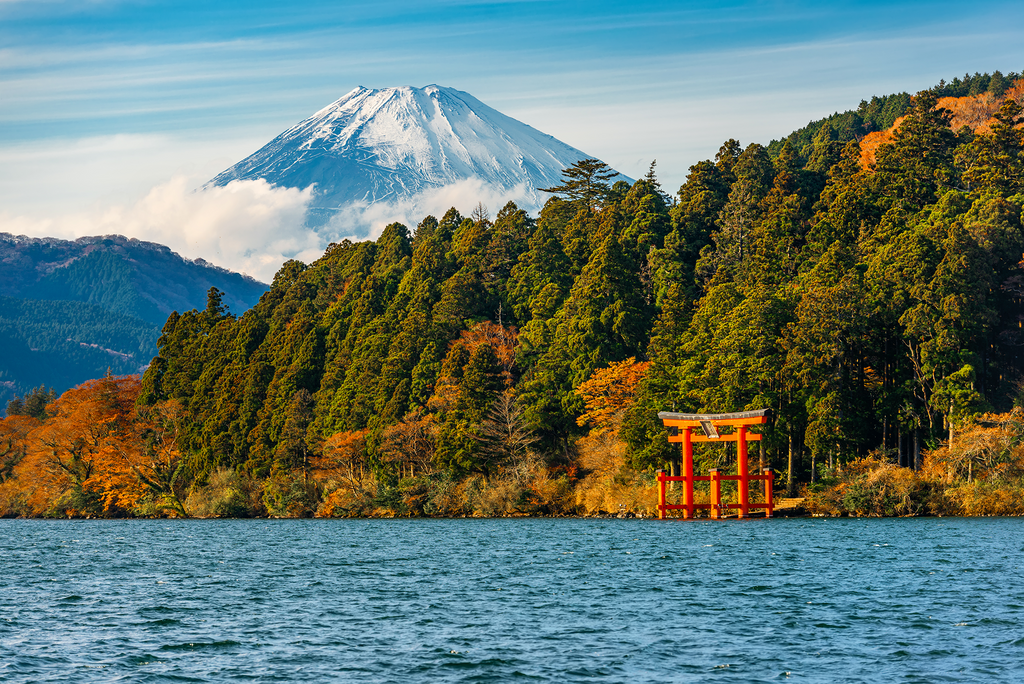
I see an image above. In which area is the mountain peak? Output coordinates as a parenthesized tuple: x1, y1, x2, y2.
(208, 85, 628, 228)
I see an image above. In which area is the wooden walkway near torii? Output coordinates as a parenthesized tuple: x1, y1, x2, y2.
(656, 409, 774, 520)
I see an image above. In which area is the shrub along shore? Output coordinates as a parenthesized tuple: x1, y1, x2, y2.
(3, 374, 1024, 518)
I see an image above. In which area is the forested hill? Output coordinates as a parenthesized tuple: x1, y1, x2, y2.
(0, 234, 268, 413)
(0, 296, 158, 391)
(140, 86, 1024, 493)
(768, 69, 1022, 159)
(0, 234, 267, 326)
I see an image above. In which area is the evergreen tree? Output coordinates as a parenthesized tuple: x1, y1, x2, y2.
(696, 143, 774, 285)
(958, 99, 1024, 195)
(806, 121, 843, 176)
(651, 145, 735, 305)
(482, 201, 535, 308)
(458, 343, 505, 424)
(988, 70, 1008, 97)
(874, 91, 959, 210)
(5, 396, 24, 418)
(507, 215, 573, 326)
(804, 140, 878, 258)
(539, 158, 618, 210)
(205, 287, 229, 322)
(561, 207, 603, 274)
(27, 387, 56, 419)
(274, 389, 314, 473)
(520, 223, 651, 451)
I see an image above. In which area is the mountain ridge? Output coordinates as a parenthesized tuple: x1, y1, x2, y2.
(0, 232, 267, 326)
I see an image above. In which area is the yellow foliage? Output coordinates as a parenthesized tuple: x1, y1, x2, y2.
(807, 457, 929, 517)
(924, 410, 1024, 483)
(184, 468, 254, 518)
(942, 480, 1024, 516)
(572, 429, 657, 516)
(808, 412, 1024, 517)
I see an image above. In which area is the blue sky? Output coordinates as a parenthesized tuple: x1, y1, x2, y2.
(2, 0, 1023, 278)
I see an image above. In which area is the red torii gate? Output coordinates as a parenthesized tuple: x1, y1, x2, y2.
(656, 409, 773, 520)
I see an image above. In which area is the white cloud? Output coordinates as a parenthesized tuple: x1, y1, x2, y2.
(0, 176, 319, 283)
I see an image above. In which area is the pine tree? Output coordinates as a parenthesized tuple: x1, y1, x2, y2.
(481, 201, 534, 309)
(205, 287, 228, 323)
(274, 389, 314, 473)
(539, 158, 618, 210)
(20, 386, 57, 420)
(507, 216, 573, 326)
(651, 149, 734, 306)
(696, 143, 774, 285)
(5, 396, 24, 418)
(804, 140, 878, 258)
(989, 70, 1009, 97)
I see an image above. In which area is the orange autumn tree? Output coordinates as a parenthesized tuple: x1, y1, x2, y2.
(4, 373, 190, 517)
(575, 358, 650, 434)
(312, 429, 370, 517)
(0, 414, 38, 515)
(14, 374, 144, 516)
(378, 410, 437, 477)
(314, 429, 371, 490)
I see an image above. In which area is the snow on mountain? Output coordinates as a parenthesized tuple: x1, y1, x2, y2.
(207, 85, 628, 227)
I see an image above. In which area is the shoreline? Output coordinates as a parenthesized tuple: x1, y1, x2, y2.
(10, 510, 1024, 521)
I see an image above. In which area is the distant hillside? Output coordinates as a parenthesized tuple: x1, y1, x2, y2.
(768, 69, 1023, 160)
(0, 234, 268, 326)
(0, 234, 269, 413)
(859, 79, 1024, 168)
(0, 296, 158, 407)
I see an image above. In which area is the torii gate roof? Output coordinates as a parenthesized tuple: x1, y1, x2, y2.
(657, 409, 771, 427)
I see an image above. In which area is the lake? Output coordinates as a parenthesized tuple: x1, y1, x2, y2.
(1, 517, 1022, 682)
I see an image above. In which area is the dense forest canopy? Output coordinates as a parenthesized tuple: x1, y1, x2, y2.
(139, 85, 1024, 480)
(3, 76, 1024, 518)
(0, 296, 159, 410)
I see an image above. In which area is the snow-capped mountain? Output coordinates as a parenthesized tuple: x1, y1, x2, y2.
(207, 85, 627, 226)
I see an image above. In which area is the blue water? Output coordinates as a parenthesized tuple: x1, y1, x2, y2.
(1, 517, 1023, 682)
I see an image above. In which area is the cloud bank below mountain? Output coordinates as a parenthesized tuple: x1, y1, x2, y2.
(0, 175, 543, 283)
(0, 176, 317, 283)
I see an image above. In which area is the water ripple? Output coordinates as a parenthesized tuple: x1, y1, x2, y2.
(3, 518, 1024, 681)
